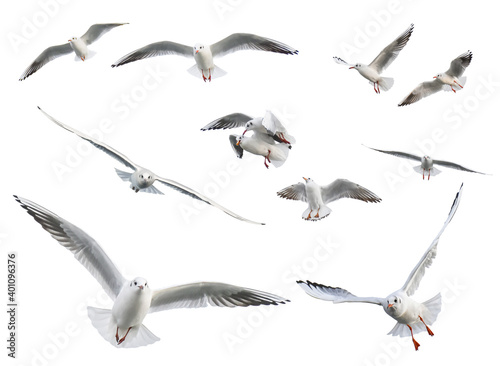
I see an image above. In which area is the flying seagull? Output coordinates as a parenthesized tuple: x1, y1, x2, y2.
(201, 110, 295, 145)
(365, 145, 485, 179)
(111, 33, 298, 81)
(333, 24, 414, 93)
(399, 51, 472, 106)
(38, 107, 264, 225)
(230, 134, 290, 169)
(14, 196, 288, 348)
(297, 184, 463, 351)
(277, 178, 381, 221)
(19, 23, 128, 80)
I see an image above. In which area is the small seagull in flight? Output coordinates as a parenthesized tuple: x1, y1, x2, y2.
(19, 23, 128, 80)
(230, 134, 290, 169)
(15, 196, 289, 348)
(333, 24, 414, 93)
(111, 33, 298, 82)
(297, 184, 463, 350)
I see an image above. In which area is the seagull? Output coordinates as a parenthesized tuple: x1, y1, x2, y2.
(14, 196, 288, 348)
(297, 184, 463, 351)
(111, 33, 298, 81)
(364, 145, 485, 180)
(38, 107, 264, 225)
(333, 24, 413, 93)
(277, 178, 381, 221)
(230, 134, 290, 169)
(201, 110, 295, 145)
(19, 23, 128, 80)
(399, 51, 472, 106)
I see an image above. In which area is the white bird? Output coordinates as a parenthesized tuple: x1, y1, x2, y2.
(365, 145, 485, 180)
(111, 33, 298, 81)
(201, 110, 296, 145)
(19, 23, 128, 80)
(14, 196, 289, 348)
(399, 51, 472, 106)
(38, 107, 264, 225)
(277, 178, 381, 221)
(230, 134, 290, 169)
(297, 184, 463, 351)
(333, 24, 413, 93)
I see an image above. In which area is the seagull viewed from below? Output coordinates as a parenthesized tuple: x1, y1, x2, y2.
(201, 110, 296, 146)
(111, 33, 298, 81)
(277, 178, 381, 221)
(333, 24, 414, 93)
(14, 196, 288, 348)
(399, 51, 472, 106)
(230, 134, 290, 169)
(38, 107, 264, 225)
(365, 145, 485, 180)
(297, 184, 463, 351)
(19, 23, 127, 80)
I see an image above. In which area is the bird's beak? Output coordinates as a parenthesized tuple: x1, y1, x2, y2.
(433, 76, 437, 79)
(195, 50, 199, 54)
(242, 129, 247, 135)
(349, 66, 355, 69)
(302, 177, 307, 181)
(387, 304, 393, 308)
(139, 285, 144, 290)
(236, 140, 241, 146)
(68, 39, 72, 42)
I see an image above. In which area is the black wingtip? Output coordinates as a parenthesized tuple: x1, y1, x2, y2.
(37, 106, 41, 110)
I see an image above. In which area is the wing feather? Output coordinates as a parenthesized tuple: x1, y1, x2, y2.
(210, 33, 298, 58)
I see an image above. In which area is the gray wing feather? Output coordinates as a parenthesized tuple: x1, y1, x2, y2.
(320, 179, 381, 204)
(14, 196, 126, 300)
(446, 51, 472, 78)
(81, 23, 128, 45)
(150, 282, 289, 313)
(276, 183, 307, 202)
(297, 280, 383, 305)
(332, 56, 353, 67)
(433, 159, 484, 174)
(19, 43, 73, 80)
(210, 33, 298, 58)
(369, 24, 414, 73)
(201, 113, 252, 131)
(111, 41, 192, 67)
(365, 145, 421, 162)
(398, 79, 444, 106)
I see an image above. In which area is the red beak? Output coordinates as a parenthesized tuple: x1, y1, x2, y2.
(139, 285, 144, 290)
(195, 50, 199, 54)
(242, 130, 247, 135)
(349, 66, 355, 69)
(387, 304, 393, 308)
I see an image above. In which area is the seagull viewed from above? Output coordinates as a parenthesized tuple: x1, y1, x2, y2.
(333, 24, 414, 93)
(297, 184, 463, 351)
(111, 33, 298, 81)
(398, 51, 472, 106)
(201, 110, 296, 146)
(19, 23, 127, 81)
(38, 107, 264, 225)
(364, 145, 486, 180)
(14, 196, 288, 348)
(277, 178, 381, 221)
(230, 134, 290, 169)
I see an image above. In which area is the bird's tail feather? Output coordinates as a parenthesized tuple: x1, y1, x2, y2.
(301, 205, 331, 221)
(271, 144, 290, 168)
(413, 165, 442, 176)
(375, 77, 395, 91)
(187, 64, 227, 79)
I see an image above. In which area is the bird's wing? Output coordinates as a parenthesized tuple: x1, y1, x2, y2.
(111, 41, 192, 67)
(433, 159, 484, 174)
(332, 56, 353, 67)
(320, 179, 381, 204)
(261, 111, 295, 143)
(80, 23, 127, 45)
(276, 183, 307, 202)
(154, 175, 264, 225)
(210, 33, 298, 58)
(19, 43, 73, 80)
(15, 196, 126, 300)
(369, 23, 414, 74)
(297, 280, 383, 305)
(401, 184, 463, 296)
(446, 50, 472, 78)
(364, 145, 421, 162)
(200, 113, 252, 131)
(38, 107, 137, 171)
(229, 134, 244, 158)
(149, 282, 288, 313)
(398, 79, 445, 106)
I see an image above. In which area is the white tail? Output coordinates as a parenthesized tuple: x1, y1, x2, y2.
(141, 184, 164, 195)
(377, 77, 395, 91)
(413, 165, 442, 177)
(187, 64, 227, 79)
(301, 205, 332, 221)
(270, 144, 290, 168)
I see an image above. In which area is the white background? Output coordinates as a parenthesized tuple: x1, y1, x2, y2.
(2, 0, 499, 365)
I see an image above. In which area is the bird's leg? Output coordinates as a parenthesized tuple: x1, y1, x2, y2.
(264, 157, 269, 169)
(373, 82, 378, 93)
(279, 133, 291, 144)
(266, 150, 272, 163)
(407, 324, 420, 351)
(422, 169, 425, 180)
(81, 56, 85, 61)
(306, 209, 312, 220)
(428, 170, 430, 180)
(208, 68, 212, 82)
(419, 316, 434, 336)
(455, 80, 463, 88)
(117, 327, 132, 345)
(377, 81, 381, 94)
(314, 208, 320, 218)
(202, 70, 207, 82)
(451, 87, 456, 93)
(115, 326, 120, 343)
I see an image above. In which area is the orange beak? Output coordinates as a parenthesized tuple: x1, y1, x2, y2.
(236, 140, 241, 146)
(303, 177, 307, 181)
(195, 50, 199, 54)
(387, 304, 393, 308)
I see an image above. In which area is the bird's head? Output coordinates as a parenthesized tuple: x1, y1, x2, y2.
(349, 63, 362, 70)
(130, 277, 148, 291)
(235, 135, 244, 146)
(193, 43, 206, 55)
(423, 155, 430, 160)
(385, 295, 405, 315)
(68, 37, 78, 43)
(137, 171, 154, 185)
(303, 177, 312, 184)
(433, 73, 443, 80)
(243, 120, 255, 135)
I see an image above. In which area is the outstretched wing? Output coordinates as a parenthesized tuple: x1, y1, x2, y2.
(398, 79, 444, 106)
(201, 113, 252, 131)
(364, 145, 421, 162)
(19, 43, 73, 80)
(38, 107, 137, 171)
(320, 179, 381, 204)
(15, 196, 126, 300)
(445, 51, 472, 78)
(369, 24, 414, 74)
(401, 184, 463, 296)
(276, 183, 307, 202)
(210, 33, 298, 58)
(262, 110, 295, 144)
(111, 41, 192, 67)
(149, 282, 288, 313)
(433, 159, 485, 174)
(332, 56, 353, 67)
(81, 23, 128, 45)
(297, 280, 383, 305)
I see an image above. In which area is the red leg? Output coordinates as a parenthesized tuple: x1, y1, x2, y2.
(377, 81, 381, 94)
(428, 170, 430, 180)
(202, 70, 207, 82)
(264, 158, 269, 169)
(117, 327, 132, 345)
(455, 81, 463, 88)
(422, 169, 425, 180)
(314, 208, 320, 218)
(407, 324, 420, 351)
(306, 210, 312, 220)
(451, 87, 456, 93)
(208, 68, 212, 82)
(266, 150, 272, 163)
(115, 326, 120, 343)
(419, 316, 434, 336)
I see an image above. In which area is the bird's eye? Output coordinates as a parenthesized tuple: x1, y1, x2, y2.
(145, 283, 148, 286)
(134, 281, 137, 285)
